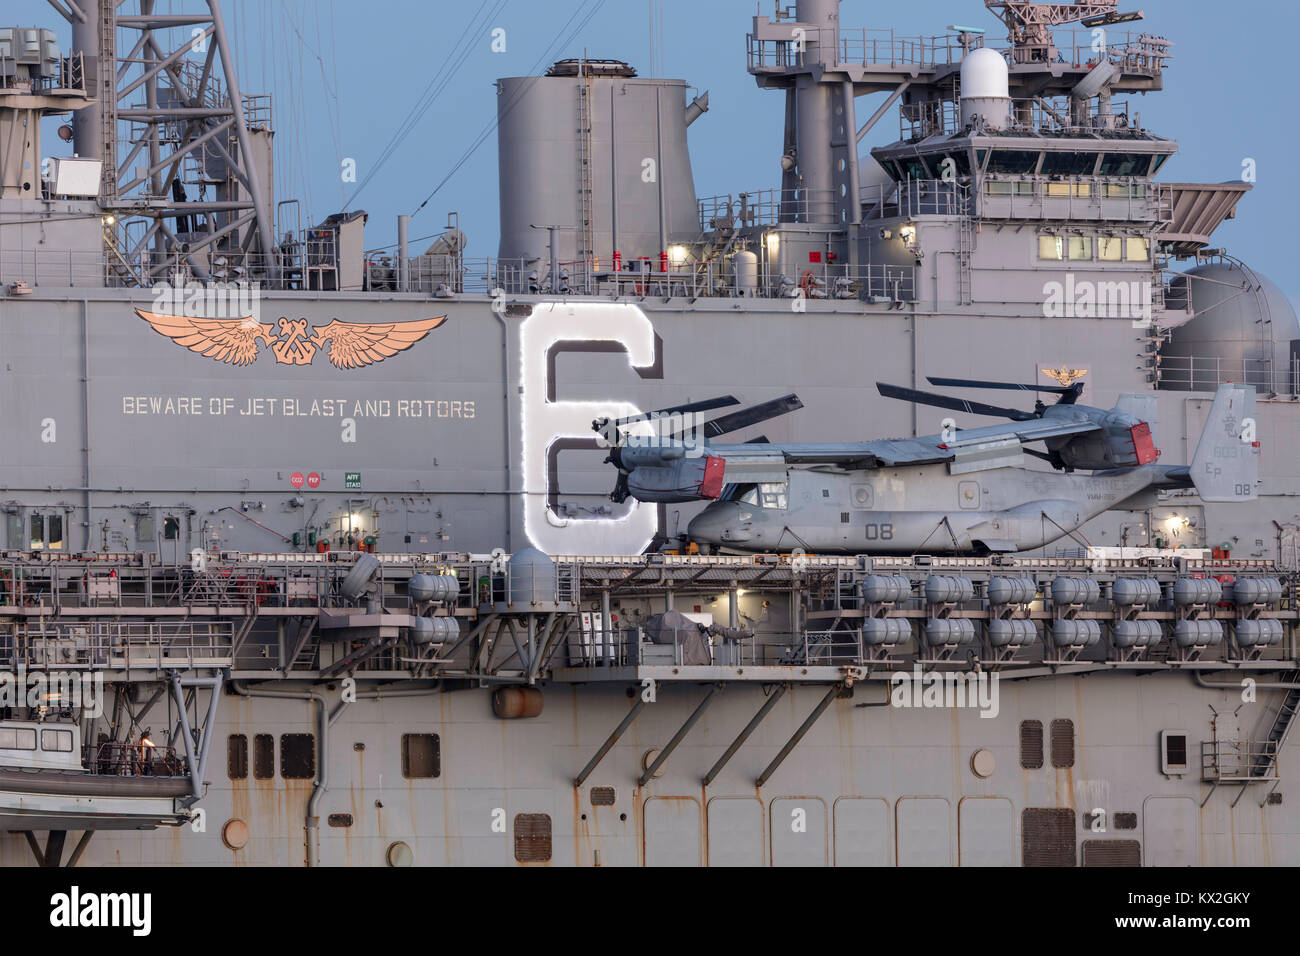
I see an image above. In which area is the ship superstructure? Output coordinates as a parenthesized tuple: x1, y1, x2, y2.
(0, 0, 1295, 867)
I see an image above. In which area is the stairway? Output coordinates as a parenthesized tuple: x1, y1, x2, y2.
(1251, 670, 1300, 777)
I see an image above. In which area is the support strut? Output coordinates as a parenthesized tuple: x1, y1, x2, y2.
(755, 683, 847, 788)
(573, 695, 647, 787)
(637, 684, 723, 786)
(702, 683, 789, 786)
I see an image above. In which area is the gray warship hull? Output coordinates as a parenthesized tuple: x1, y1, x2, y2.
(0, 0, 1297, 869)
(2, 288, 1297, 562)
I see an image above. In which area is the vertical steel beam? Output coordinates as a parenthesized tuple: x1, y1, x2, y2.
(207, 0, 278, 277)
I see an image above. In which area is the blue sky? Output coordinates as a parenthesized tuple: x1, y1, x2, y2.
(11, 0, 1300, 301)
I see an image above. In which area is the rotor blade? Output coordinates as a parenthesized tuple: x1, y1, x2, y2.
(877, 383, 1038, 421)
(612, 395, 740, 428)
(673, 394, 802, 441)
(925, 377, 1075, 394)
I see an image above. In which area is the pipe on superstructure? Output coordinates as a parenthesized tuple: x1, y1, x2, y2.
(229, 681, 330, 867)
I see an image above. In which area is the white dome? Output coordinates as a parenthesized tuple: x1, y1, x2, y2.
(960, 47, 1009, 100)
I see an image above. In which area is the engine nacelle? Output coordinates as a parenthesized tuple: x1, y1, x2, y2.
(609, 445, 726, 503)
(1049, 409, 1158, 470)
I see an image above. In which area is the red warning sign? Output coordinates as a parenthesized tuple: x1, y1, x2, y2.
(306, 472, 321, 489)
(290, 472, 304, 489)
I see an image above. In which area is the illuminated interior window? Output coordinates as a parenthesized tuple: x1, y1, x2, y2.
(1126, 237, 1150, 261)
(1045, 182, 1072, 198)
(1068, 237, 1093, 260)
(986, 180, 1013, 196)
(1073, 183, 1091, 198)
(1098, 237, 1123, 261)
(47, 514, 63, 551)
(1038, 235, 1064, 260)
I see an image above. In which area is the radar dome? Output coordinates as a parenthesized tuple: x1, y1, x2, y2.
(1163, 261, 1300, 393)
(960, 47, 1009, 100)
(959, 48, 1011, 130)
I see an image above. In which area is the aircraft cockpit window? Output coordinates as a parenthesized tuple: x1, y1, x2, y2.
(722, 483, 757, 504)
(758, 482, 788, 510)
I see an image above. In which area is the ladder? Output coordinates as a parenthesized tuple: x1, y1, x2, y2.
(576, 73, 594, 288)
(956, 199, 974, 306)
(98, 0, 118, 200)
(1252, 669, 1300, 777)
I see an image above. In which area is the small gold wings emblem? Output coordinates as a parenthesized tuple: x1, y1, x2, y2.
(1042, 365, 1088, 387)
(135, 310, 446, 368)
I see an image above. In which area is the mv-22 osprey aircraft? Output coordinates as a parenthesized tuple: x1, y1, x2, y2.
(594, 378, 1260, 555)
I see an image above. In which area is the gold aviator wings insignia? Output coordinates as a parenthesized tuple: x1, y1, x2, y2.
(135, 309, 447, 368)
(1042, 365, 1088, 387)
(135, 309, 274, 366)
(309, 316, 447, 369)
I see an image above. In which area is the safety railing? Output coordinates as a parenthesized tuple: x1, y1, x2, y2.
(0, 619, 234, 671)
(1158, 356, 1300, 396)
(698, 188, 839, 231)
(88, 741, 186, 777)
(1200, 738, 1279, 782)
(746, 26, 1166, 74)
(862, 179, 973, 219)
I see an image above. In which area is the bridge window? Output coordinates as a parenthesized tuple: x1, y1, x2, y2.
(901, 157, 930, 180)
(47, 515, 63, 551)
(1041, 152, 1098, 176)
(41, 728, 73, 752)
(1098, 237, 1123, 261)
(1126, 237, 1150, 261)
(1099, 153, 1150, 176)
(1068, 237, 1093, 261)
(163, 516, 180, 540)
(1038, 235, 1064, 260)
(987, 150, 1040, 175)
(29, 514, 43, 550)
(758, 482, 788, 510)
(0, 727, 36, 750)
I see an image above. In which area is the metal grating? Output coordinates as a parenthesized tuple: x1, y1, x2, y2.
(280, 733, 316, 779)
(1082, 839, 1141, 867)
(227, 734, 248, 780)
(401, 733, 441, 779)
(327, 813, 353, 828)
(1115, 811, 1138, 830)
(590, 786, 616, 806)
(514, 813, 553, 863)
(1050, 719, 1075, 769)
(1020, 720, 1044, 769)
(1022, 808, 1076, 866)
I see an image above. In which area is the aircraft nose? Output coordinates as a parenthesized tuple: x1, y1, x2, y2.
(688, 502, 752, 544)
